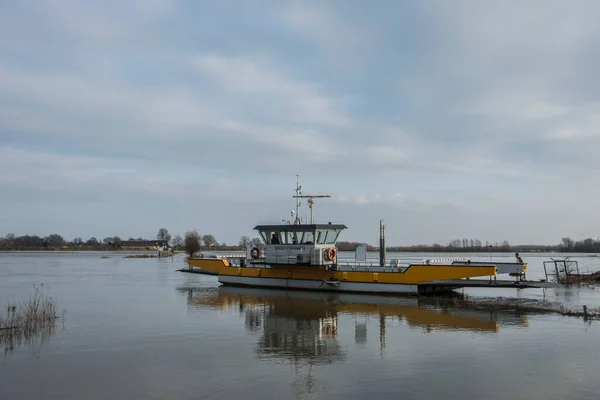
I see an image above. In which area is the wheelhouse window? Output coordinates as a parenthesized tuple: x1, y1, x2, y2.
(326, 229, 340, 244)
(285, 231, 298, 244)
(254, 224, 347, 247)
(316, 230, 327, 244)
(258, 231, 268, 244)
(271, 232, 283, 244)
(315, 229, 340, 244)
(258, 231, 284, 244)
(298, 231, 315, 244)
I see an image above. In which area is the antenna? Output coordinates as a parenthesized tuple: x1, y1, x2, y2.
(292, 178, 331, 224)
(294, 175, 302, 224)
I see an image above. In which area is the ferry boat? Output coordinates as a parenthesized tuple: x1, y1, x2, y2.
(185, 178, 517, 295)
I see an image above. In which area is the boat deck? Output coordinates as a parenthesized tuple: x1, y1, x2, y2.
(225, 257, 524, 275)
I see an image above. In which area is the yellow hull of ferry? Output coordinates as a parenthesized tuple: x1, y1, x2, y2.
(187, 258, 230, 275)
(219, 264, 496, 284)
(186, 258, 496, 295)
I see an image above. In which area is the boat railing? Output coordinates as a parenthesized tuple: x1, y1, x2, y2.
(195, 252, 246, 260)
(224, 256, 482, 272)
(246, 254, 314, 266)
(227, 257, 413, 271)
(336, 264, 407, 273)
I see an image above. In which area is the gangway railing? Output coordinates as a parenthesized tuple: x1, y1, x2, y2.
(543, 258, 581, 284)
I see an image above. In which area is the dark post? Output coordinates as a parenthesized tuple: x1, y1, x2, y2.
(379, 314, 386, 358)
(379, 219, 386, 268)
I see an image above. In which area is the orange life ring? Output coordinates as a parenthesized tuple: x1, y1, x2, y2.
(250, 247, 260, 259)
(325, 247, 337, 261)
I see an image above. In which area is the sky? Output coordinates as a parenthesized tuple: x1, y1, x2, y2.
(1, 0, 600, 246)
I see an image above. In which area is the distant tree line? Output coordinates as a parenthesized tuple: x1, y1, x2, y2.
(0, 229, 181, 251)
(0, 229, 264, 253)
(558, 237, 600, 253)
(385, 237, 600, 253)
(387, 238, 512, 253)
(335, 241, 378, 252)
(3, 231, 600, 254)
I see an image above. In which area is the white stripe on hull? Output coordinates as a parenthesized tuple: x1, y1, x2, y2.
(218, 275, 419, 294)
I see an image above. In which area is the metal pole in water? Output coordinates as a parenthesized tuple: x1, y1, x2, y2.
(379, 219, 386, 268)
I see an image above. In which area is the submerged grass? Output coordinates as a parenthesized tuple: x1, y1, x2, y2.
(425, 294, 600, 320)
(0, 285, 64, 353)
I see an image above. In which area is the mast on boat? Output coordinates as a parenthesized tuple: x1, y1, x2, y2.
(292, 175, 331, 224)
(293, 175, 301, 225)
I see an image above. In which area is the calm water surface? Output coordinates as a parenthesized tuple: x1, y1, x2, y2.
(1, 252, 599, 400)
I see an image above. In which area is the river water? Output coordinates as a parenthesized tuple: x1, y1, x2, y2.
(1, 251, 599, 400)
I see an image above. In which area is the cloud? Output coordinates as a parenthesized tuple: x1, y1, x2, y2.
(337, 194, 382, 206)
(0, 146, 223, 199)
(280, 4, 379, 73)
(465, 93, 570, 121)
(41, 0, 175, 42)
(193, 53, 353, 127)
(1, 0, 600, 244)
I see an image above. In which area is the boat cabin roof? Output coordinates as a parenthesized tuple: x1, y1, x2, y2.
(254, 224, 347, 232)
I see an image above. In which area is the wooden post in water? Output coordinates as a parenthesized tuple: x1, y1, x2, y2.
(379, 314, 386, 359)
(379, 219, 386, 269)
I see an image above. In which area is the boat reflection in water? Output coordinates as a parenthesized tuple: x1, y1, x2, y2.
(182, 286, 529, 398)
(183, 286, 530, 346)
